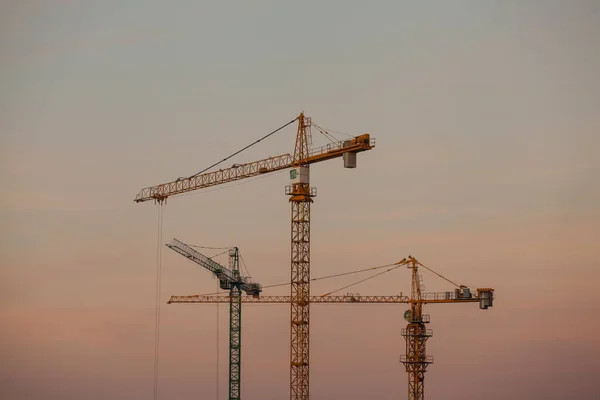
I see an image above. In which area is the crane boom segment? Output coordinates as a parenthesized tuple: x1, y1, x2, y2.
(166, 238, 236, 282)
(169, 295, 411, 304)
(167, 291, 493, 305)
(166, 238, 262, 296)
(135, 153, 293, 203)
(133, 135, 374, 203)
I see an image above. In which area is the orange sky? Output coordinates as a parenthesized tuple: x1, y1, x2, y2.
(1, 1, 599, 399)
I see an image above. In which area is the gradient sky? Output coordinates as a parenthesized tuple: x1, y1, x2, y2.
(1, 1, 599, 399)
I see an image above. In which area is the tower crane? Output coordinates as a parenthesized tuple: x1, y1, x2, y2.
(168, 256, 495, 399)
(135, 112, 375, 400)
(165, 238, 261, 400)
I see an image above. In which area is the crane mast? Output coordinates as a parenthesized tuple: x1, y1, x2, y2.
(165, 238, 261, 400)
(287, 113, 313, 400)
(228, 246, 242, 400)
(400, 256, 433, 400)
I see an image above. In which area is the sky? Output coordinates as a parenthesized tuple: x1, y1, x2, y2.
(1, 1, 599, 399)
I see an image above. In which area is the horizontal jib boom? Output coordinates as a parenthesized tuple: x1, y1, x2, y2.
(134, 135, 374, 203)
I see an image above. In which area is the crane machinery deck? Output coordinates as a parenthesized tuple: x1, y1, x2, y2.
(135, 112, 375, 400)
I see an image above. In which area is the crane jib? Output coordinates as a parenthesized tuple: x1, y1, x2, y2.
(133, 135, 375, 203)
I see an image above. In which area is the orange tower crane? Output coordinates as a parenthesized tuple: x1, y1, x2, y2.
(134, 112, 375, 400)
(169, 256, 495, 399)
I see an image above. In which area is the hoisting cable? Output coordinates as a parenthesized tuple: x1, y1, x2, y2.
(189, 245, 232, 250)
(207, 249, 231, 260)
(312, 262, 399, 283)
(416, 261, 461, 288)
(240, 254, 251, 279)
(311, 123, 338, 144)
(311, 122, 354, 138)
(189, 261, 399, 297)
(320, 263, 404, 296)
(153, 204, 164, 400)
(187, 246, 231, 261)
(188, 117, 299, 179)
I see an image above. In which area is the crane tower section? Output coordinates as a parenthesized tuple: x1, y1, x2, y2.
(287, 113, 313, 400)
(165, 238, 261, 400)
(400, 257, 433, 400)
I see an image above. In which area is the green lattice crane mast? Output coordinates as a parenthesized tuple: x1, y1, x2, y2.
(165, 238, 261, 400)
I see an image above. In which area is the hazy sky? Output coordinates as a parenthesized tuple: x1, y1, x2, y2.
(1, 1, 599, 399)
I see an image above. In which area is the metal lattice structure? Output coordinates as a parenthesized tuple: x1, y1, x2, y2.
(287, 114, 313, 399)
(165, 239, 261, 400)
(400, 256, 433, 400)
(228, 248, 243, 400)
(169, 294, 411, 304)
(169, 257, 495, 400)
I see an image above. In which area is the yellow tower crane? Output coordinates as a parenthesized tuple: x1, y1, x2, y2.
(134, 112, 375, 400)
(168, 256, 495, 399)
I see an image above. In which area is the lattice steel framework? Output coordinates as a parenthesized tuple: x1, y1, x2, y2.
(289, 200, 311, 399)
(228, 248, 242, 400)
(228, 289, 242, 399)
(400, 257, 433, 400)
(288, 113, 314, 400)
(168, 293, 498, 305)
